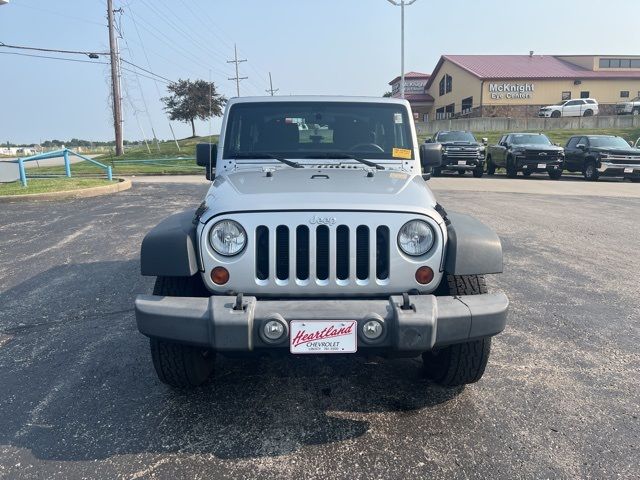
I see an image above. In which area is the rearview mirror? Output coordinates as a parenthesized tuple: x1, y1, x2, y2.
(419, 143, 442, 179)
(196, 143, 217, 180)
(576, 144, 586, 150)
(629, 140, 634, 147)
(482, 137, 488, 145)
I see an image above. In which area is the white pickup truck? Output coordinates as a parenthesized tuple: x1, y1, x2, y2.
(615, 96, 640, 115)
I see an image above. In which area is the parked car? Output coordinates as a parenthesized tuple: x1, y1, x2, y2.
(425, 130, 487, 178)
(564, 135, 640, 182)
(615, 96, 640, 115)
(486, 133, 564, 179)
(134, 96, 509, 389)
(635, 137, 640, 149)
(538, 98, 599, 117)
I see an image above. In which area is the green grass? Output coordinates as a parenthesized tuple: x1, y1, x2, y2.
(0, 178, 117, 196)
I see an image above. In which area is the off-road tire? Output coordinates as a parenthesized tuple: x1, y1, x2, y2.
(424, 274, 491, 386)
(584, 160, 599, 181)
(486, 157, 496, 175)
(506, 158, 518, 178)
(149, 275, 214, 388)
(472, 167, 483, 178)
(150, 338, 215, 388)
(548, 170, 562, 180)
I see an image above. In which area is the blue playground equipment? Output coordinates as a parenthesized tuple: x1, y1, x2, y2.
(13, 148, 113, 186)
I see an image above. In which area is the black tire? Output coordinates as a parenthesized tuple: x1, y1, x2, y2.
(432, 167, 442, 177)
(548, 169, 562, 180)
(506, 157, 518, 178)
(423, 274, 492, 386)
(472, 167, 483, 178)
(630, 178, 640, 183)
(486, 157, 496, 175)
(522, 170, 532, 177)
(584, 160, 599, 181)
(458, 170, 466, 176)
(149, 275, 214, 388)
(150, 338, 215, 388)
(551, 110, 561, 118)
(583, 109, 593, 117)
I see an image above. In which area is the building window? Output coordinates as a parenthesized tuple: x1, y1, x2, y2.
(580, 91, 590, 98)
(435, 107, 445, 120)
(445, 103, 455, 119)
(621, 91, 630, 98)
(439, 77, 445, 96)
(445, 74, 452, 94)
(461, 96, 473, 114)
(599, 58, 640, 68)
(561, 91, 571, 101)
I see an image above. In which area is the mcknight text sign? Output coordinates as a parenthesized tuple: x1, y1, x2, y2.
(489, 82, 535, 99)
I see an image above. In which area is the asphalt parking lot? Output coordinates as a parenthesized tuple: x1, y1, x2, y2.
(0, 178, 638, 479)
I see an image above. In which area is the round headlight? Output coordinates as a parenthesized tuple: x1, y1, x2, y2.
(209, 220, 246, 256)
(398, 220, 435, 256)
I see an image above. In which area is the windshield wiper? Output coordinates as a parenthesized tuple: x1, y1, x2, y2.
(230, 153, 303, 169)
(303, 153, 385, 170)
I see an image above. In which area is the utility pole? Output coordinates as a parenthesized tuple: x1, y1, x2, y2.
(227, 44, 247, 97)
(107, 0, 123, 156)
(387, 0, 417, 99)
(266, 72, 279, 96)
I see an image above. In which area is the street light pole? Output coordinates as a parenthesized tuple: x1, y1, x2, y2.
(387, 0, 417, 99)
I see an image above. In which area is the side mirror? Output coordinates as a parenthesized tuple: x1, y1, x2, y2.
(424, 137, 433, 144)
(419, 143, 442, 179)
(482, 138, 488, 145)
(196, 143, 217, 180)
(628, 140, 634, 147)
(576, 144, 586, 150)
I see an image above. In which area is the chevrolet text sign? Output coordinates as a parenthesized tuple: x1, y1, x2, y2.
(489, 82, 535, 99)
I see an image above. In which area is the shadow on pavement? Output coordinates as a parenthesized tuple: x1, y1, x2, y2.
(0, 261, 463, 462)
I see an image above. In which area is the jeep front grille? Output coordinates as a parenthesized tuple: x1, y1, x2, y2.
(255, 224, 390, 283)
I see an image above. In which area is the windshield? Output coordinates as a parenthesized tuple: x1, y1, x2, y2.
(589, 136, 632, 148)
(510, 134, 552, 145)
(436, 131, 476, 143)
(223, 102, 414, 160)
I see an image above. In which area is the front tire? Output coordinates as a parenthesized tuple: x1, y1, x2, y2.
(584, 160, 599, 181)
(432, 167, 442, 177)
(424, 274, 492, 386)
(551, 110, 561, 118)
(486, 156, 496, 175)
(548, 170, 562, 180)
(583, 109, 593, 117)
(506, 157, 518, 178)
(458, 170, 466, 176)
(472, 167, 483, 178)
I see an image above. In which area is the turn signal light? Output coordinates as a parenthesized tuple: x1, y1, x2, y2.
(211, 267, 230, 285)
(415, 266, 434, 284)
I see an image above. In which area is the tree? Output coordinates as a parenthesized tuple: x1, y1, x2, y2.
(161, 79, 226, 138)
(383, 91, 393, 98)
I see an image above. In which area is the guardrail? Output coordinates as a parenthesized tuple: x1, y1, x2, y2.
(13, 148, 112, 186)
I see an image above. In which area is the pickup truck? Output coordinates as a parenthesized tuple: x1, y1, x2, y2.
(425, 130, 487, 178)
(615, 96, 640, 115)
(485, 133, 564, 179)
(134, 96, 509, 389)
(564, 135, 640, 182)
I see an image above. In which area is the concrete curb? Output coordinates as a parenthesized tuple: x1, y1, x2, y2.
(0, 178, 132, 203)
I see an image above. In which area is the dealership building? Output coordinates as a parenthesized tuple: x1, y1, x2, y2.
(389, 55, 640, 121)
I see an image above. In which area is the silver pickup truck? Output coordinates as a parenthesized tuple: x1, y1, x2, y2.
(135, 96, 509, 389)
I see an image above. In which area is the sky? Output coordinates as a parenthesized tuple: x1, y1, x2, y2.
(1, 0, 639, 144)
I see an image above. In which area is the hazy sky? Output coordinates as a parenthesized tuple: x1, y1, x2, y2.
(1, 0, 638, 144)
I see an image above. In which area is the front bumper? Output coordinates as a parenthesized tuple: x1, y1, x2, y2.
(441, 157, 484, 171)
(516, 157, 563, 172)
(135, 293, 509, 353)
(598, 162, 640, 177)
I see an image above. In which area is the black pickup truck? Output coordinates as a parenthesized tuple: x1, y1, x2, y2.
(485, 133, 564, 179)
(564, 135, 640, 182)
(425, 130, 487, 178)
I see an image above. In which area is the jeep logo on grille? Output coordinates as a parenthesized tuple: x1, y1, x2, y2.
(309, 215, 336, 225)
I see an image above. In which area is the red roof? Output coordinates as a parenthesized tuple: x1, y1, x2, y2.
(388, 71, 431, 85)
(425, 55, 640, 88)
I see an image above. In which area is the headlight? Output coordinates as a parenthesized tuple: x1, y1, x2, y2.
(512, 148, 525, 155)
(209, 220, 246, 256)
(398, 220, 435, 256)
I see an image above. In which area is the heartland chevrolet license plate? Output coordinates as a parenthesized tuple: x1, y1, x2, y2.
(290, 320, 357, 354)
(457, 160, 466, 165)
(537, 163, 547, 169)
(624, 167, 634, 173)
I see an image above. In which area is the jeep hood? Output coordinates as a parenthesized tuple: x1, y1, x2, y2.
(200, 168, 439, 222)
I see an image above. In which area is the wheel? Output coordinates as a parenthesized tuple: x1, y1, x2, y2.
(506, 157, 518, 178)
(149, 275, 214, 388)
(472, 167, 483, 178)
(630, 178, 640, 183)
(458, 170, 466, 176)
(486, 157, 496, 175)
(423, 274, 492, 386)
(584, 161, 599, 181)
(522, 170, 532, 177)
(432, 167, 442, 177)
(548, 169, 562, 180)
(583, 109, 594, 117)
(551, 110, 561, 118)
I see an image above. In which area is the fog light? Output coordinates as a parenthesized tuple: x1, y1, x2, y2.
(415, 266, 434, 284)
(211, 266, 229, 285)
(362, 320, 383, 340)
(263, 320, 285, 341)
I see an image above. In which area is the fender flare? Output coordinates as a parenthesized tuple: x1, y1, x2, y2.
(140, 209, 199, 277)
(444, 212, 503, 275)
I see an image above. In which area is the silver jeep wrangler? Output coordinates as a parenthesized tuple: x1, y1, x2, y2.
(135, 96, 509, 388)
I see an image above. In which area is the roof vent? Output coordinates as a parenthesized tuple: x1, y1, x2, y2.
(529, 50, 534, 57)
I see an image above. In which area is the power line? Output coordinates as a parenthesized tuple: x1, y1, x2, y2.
(120, 58, 174, 84)
(227, 44, 247, 97)
(0, 50, 109, 65)
(0, 41, 108, 58)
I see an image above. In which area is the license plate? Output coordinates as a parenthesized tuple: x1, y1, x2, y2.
(537, 163, 547, 169)
(624, 167, 634, 173)
(457, 161, 466, 165)
(290, 320, 357, 354)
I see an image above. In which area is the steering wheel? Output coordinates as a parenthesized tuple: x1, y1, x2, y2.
(349, 143, 384, 153)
